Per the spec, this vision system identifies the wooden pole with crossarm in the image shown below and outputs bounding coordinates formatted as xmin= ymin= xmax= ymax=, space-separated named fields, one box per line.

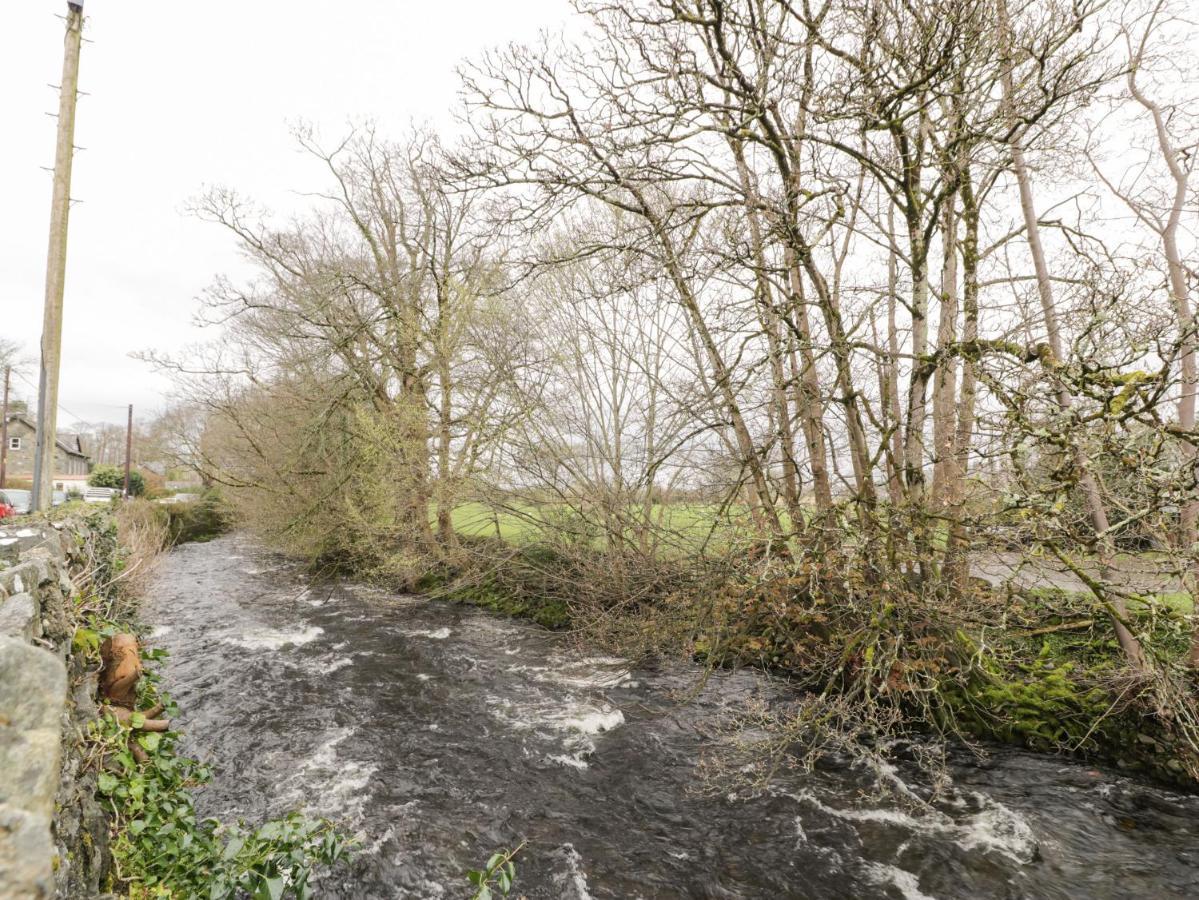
xmin=32 ymin=2 xmax=85 ymax=512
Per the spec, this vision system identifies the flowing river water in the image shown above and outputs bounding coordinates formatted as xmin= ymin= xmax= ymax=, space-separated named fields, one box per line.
xmin=143 ymin=535 xmax=1199 ymax=899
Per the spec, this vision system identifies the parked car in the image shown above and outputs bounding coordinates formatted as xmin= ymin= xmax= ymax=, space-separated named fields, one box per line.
xmin=0 ymin=489 xmax=33 ymax=516
xmin=52 ymin=491 xmax=67 ymax=506
xmin=83 ymin=487 xmax=119 ymax=503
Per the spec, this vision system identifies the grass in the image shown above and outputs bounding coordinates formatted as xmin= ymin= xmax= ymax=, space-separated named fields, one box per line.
xmin=1130 ymin=590 xmax=1193 ymax=614
xmin=1023 ymin=585 xmax=1195 ymax=615
xmin=441 ymin=499 xmax=783 ymax=556
xmin=447 ymin=501 xmax=541 ymax=543
xmin=444 ymin=501 xmax=1194 ymax=600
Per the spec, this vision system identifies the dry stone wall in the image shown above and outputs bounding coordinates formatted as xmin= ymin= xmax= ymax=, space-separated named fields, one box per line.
xmin=0 ymin=516 xmax=113 ymax=899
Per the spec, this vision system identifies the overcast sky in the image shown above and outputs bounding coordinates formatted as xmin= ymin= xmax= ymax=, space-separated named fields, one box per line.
xmin=1 ymin=0 xmax=570 ymax=426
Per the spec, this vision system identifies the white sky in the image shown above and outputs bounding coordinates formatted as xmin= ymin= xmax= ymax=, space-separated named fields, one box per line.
xmin=0 ymin=0 xmax=570 ymax=426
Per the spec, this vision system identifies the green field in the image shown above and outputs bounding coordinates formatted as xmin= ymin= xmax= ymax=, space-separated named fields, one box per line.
xmin=443 ymin=499 xmax=766 ymax=553
xmin=443 ymin=500 xmax=1197 ymax=613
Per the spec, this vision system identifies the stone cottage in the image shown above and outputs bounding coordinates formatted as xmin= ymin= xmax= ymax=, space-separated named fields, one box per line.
xmin=2 ymin=413 xmax=92 ymax=492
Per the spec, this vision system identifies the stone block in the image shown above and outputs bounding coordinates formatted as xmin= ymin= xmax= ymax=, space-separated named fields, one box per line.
xmin=0 ymin=803 xmax=56 ymax=899
xmin=0 ymin=527 xmax=55 ymax=568
xmin=0 ymin=560 xmax=45 ymax=598
xmin=0 ymin=593 xmax=40 ymax=641
xmin=0 ymin=726 xmax=60 ymax=814
xmin=0 ymin=637 xmax=66 ymax=899
xmin=0 ymin=635 xmax=66 ymax=796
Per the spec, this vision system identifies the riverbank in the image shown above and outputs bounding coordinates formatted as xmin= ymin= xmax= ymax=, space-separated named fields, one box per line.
xmin=364 ymin=532 xmax=1199 ymax=791
xmin=139 ymin=532 xmax=1199 ymax=899
xmin=0 ymin=504 xmax=350 ymax=900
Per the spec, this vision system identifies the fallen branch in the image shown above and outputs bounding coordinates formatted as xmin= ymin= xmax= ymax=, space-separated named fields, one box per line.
xmin=1019 ymin=619 xmax=1095 ymax=637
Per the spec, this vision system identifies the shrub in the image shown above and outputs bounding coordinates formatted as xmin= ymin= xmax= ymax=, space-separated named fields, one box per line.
xmin=89 ymin=464 xmax=146 ymax=497
xmin=107 ymin=499 xmax=172 ymax=599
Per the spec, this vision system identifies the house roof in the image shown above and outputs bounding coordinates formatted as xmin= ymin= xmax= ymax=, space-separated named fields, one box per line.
xmin=3 ymin=413 xmax=91 ymax=460
xmin=58 ymin=432 xmax=85 ymax=455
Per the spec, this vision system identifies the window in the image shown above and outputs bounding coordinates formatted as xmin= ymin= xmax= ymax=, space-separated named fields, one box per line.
xmin=7 ymin=437 xmax=19 ymax=451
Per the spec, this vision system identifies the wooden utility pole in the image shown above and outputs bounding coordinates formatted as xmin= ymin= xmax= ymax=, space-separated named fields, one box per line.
xmin=123 ymin=404 xmax=132 ymax=497
xmin=32 ymin=1 xmax=85 ymax=512
xmin=0 ymin=367 xmax=10 ymax=489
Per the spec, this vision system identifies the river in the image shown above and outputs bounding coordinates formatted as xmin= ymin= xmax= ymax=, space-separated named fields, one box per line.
xmin=142 ymin=534 xmax=1199 ymax=899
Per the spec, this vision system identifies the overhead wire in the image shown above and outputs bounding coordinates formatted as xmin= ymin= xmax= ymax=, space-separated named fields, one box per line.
xmin=9 ymin=368 xmax=127 ymax=426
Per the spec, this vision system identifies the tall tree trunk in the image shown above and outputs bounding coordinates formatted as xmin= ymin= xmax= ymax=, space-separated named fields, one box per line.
xmin=398 ymin=369 xmax=435 ymax=548
xmin=664 ymin=246 xmax=782 ymax=535
xmin=728 ymin=138 xmax=810 ymax=532
xmin=784 ymin=253 xmax=835 ymax=516
xmin=883 ymin=213 xmax=907 ymax=508
xmin=436 ymin=358 xmax=455 ymax=547
xmin=943 ymin=165 xmax=981 ymax=588
xmin=930 ymin=196 xmax=961 ymax=511
xmin=1126 ymin=44 xmax=1199 ymax=665
xmin=998 ymin=0 xmax=1146 ymax=670
xmin=797 ymin=256 xmax=879 ymax=518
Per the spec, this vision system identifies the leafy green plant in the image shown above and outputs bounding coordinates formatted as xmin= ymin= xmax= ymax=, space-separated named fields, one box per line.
xmin=466 ymin=842 xmax=524 ymax=900
xmin=90 ymin=673 xmax=352 ymax=898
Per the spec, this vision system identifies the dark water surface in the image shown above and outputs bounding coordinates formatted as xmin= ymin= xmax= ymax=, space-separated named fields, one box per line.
xmin=144 ymin=535 xmax=1199 ymax=899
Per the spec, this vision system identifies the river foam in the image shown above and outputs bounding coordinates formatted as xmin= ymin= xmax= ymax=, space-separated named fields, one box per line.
xmin=283 ymin=727 xmax=378 ymax=829
xmin=400 ymin=626 xmax=451 ymax=640
xmin=223 ymin=625 xmax=324 ymax=650
xmin=508 ymin=656 xmax=636 ymax=689
xmin=864 ymin=862 xmax=938 ymax=900
xmin=789 ymin=788 xmax=1037 ymax=864
xmin=317 ymin=656 xmax=353 ymax=675
xmin=551 ymin=844 xmax=595 ymax=900
xmin=486 ymin=695 xmax=625 ymax=770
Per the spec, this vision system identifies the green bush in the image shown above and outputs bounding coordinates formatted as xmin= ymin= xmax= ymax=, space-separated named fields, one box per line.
xmin=89 ymin=464 xmax=145 ymax=497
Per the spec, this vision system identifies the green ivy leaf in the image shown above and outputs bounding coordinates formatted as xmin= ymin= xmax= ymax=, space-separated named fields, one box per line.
xmin=263 ymin=874 xmax=285 ymax=900
xmin=221 ymin=835 xmax=245 ymax=860
xmin=72 ymin=626 xmax=101 ymax=655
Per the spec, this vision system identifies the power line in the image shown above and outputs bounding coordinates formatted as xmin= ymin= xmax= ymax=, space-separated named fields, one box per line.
xmin=10 ymin=369 xmax=125 ymax=427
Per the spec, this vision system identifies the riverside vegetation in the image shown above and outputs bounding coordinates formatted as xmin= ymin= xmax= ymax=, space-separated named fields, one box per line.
xmin=58 ymin=500 xmax=354 ymax=898
xmin=140 ymin=0 xmax=1199 ymax=793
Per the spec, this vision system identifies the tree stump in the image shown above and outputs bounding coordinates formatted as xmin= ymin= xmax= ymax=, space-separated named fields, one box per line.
xmin=98 ymin=633 xmax=170 ymax=763
xmin=99 ymin=634 xmax=141 ymax=708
